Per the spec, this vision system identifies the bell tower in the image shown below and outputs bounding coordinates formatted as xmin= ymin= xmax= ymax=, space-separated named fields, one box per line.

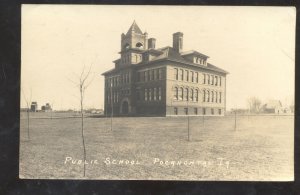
xmin=120 ymin=21 xmax=148 ymax=65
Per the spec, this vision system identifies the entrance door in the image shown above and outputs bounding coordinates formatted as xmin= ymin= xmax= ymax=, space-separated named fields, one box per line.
xmin=122 ymin=101 xmax=129 ymax=114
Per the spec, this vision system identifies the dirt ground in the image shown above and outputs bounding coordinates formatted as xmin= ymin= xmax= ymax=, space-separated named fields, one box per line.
xmin=19 ymin=114 xmax=294 ymax=181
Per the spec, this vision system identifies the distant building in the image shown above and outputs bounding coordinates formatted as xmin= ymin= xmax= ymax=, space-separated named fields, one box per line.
xmin=260 ymin=100 xmax=283 ymax=114
xmin=41 ymin=103 xmax=52 ymax=112
xmin=30 ymin=102 xmax=38 ymax=112
xmin=102 ymin=21 xmax=228 ymax=117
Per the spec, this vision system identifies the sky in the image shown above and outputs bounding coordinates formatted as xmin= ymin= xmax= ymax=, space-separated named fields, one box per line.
xmin=21 ymin=5 xmax=296 ymax=110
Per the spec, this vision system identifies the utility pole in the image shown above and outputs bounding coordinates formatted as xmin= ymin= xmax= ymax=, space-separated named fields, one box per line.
xmin=187 ymin=98 xmax=190 ymax=141
xmin=110 ymin=81 xmax=113 ymax=131
xmin=234 ymin=110 xmax=237 ymax=131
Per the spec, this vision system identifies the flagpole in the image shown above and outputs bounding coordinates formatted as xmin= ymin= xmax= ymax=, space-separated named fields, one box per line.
xmin=111 ymin=82 xmax=113 ymax=131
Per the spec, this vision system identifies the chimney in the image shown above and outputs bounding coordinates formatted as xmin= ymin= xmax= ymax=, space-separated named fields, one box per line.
xmin=148 ymin=38 xmax=156 ymax=49
xmin=173 ymin=32 xmax=183 ymax=53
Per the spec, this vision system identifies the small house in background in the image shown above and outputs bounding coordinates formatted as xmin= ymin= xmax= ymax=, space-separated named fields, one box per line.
xmin=41 ymin=103 xmax=52 ymax=112
xmin=260 ymin=100 xmax=283 ymax=114
xmin=30 ymin=102 xmax=38 ymax=112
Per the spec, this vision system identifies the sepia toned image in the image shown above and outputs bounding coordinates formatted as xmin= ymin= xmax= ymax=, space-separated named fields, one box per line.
xmin=20 ymin=5 xmax=295 ymax=180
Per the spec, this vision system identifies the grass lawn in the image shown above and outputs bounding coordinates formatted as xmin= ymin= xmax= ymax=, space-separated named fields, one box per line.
xmin=19 ymin=114 xmax=294 ymax=181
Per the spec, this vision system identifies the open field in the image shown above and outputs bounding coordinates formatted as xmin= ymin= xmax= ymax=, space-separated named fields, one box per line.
xmin=19 ymin=114 xmax=294 ymax=181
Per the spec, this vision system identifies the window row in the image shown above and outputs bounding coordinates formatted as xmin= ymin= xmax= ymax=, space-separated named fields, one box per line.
xmin=203 ymin=74 xmax=221 ymax=86
xmin=174 ymin=68 xmax=199 ymax=83
xmin=173 ymin=107 xmax=222 ymax=115
xmin=107 ymin=91 xmax=119 ymax=104
xmin=173 ymin=87 xmax=199 ymax=102
xmin=173 ymin=68 xmax=222 ymax=86
xmin=137 ymin=68 xmax=163 ymax=82
xmin=106 ymin=72 xmax=131 ymax=87
xmin=136 ymin=87 xmax=162 ymax=101
xmin=173 ymin=87 xmax=222 ymax=103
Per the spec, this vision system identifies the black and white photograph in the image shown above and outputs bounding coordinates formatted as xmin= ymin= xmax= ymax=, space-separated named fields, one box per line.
xmin=20 ymin=5 xmax=295 ymax=181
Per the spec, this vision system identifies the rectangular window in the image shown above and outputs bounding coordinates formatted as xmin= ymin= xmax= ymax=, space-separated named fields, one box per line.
xmin=149 ymin=88 xmax=152 ymax=101
xmin=191 ymin=71 xmax=194 ymax=82
xmin=184 ymin=108 xmax=188 ymax=115
xmin=154 ymin=88 xmax=157 ymax=101
xmin=158 ymin=87 xmax=162 ymax=100
xmin=145 ymin=89 xmax=148 ymax=101
xmin=194 ymin=108 xmax=198 ymax=115
xmin=195 ymin=72 xmax=198 ymax=83
xmin=219 ymin=109 xmax=222 ymax=115
xmin=220 ymin=76 xmax=222 ymax=86
xmin=207 ymin=74 xmax=210 ymax=84
xmin=215 ymin=76 xmax=218 ymax=86
xmin=144 ymin=71 xmax=147 ymax=82
xmin=203 ymin=108 xmax=206 ymax=115
xmin=216 ymin=92 xmax=218 ymax=103
xmin=158 ymin=69 xmax=162 ymax=79
xmin=185 ymin=70 xmax=189 ymax=81
xmin=136 ymin=89 xmax=140 ymax=101
xmin=180 ymin=69 xmax=184 ymax=80
xmin=147 ymin=70 xmax=151 ymax=81
xmin=174 ymin=68 xmax=178 ymax=80
xmin=211 ymin=108 xmax=214 ymax=115
xmin=152 ymin=69 xmax=155 ymax=80
xmin=203 ymin=90 xmax=206 ymax=102
xmin=174 ymin=107 xmax=178 ymax=115
xmin=211 ymin=75 xmax=214 ymax=85
xmin=219 ymin=92 xmax=222 ymax=103
xmin=149 ymin=70 xmax=153 ymax=81
xmin=154 ymin=69 xmax=157 ymax=80
xmin=203 ymin=74 xmax=206 ymax=84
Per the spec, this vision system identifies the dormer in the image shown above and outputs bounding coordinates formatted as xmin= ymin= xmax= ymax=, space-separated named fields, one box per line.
xmin=181 ymin=50 xmax=209 ymax=66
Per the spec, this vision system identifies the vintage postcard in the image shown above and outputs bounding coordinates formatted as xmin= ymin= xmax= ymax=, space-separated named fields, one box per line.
xmin=20 ymin=5 xmax=295 ymax=180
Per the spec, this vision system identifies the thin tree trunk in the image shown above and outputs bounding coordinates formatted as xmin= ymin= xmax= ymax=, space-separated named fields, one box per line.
xmin=81 ymin=91 xmax=86 ymax=177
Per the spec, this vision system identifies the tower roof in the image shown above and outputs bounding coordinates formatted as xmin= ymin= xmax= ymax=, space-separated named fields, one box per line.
xmin=126 ymin=20 xmax=143 ymax=35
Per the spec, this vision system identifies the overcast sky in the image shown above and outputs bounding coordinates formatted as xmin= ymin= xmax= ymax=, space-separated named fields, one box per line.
xmin=21 ymin=5 xmax=295 ymax=110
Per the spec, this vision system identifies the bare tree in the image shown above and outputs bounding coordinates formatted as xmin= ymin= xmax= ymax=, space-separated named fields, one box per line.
xmin=247 ymin=97 xmax=261 ymax=113
xmin=69 ymin=65 xmax=94 ymax=177
xmin=21 ymin=88 xmax=32 ymax=141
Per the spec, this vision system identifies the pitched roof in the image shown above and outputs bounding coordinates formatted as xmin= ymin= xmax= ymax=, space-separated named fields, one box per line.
xmin=181 ymin=50 xmax=209 ymax=58
xmin=126 ymin=21 xmax=143 ymax=35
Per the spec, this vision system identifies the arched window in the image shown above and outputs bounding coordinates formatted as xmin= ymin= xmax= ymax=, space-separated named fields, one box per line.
xmin=207 ymin=90 xmax=210 ymax=102
xmin=203 ymin=89 xmax=206 ymax=102
xmin=179 ymin=87 xmax=183 ymax=100
xmin=136 ymin=42 xmax=143 ymax=49
xmin=154 ymin=88 xmax=157 ymax=101
xmin=203 ymin=74 xmax=206 ymax=84
xmin=215 ymin=91 xmax=218 ymax=103
xmin=185 ymin=88 xmax=189 ymax=101
xmin=191 ymin=71 xmax=194 ymax=82
xmin=215 ymin=76 xmax=218 ymax=86
xmin=190 ymin=89 xmax=194 ymax=101
xmin=195 ymin=89 xmax=198 ymax=102
xmin=211 ymin=91 xmax=214 ymax=102
xmin=174 ymin=87 xmax=178 ymax=100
